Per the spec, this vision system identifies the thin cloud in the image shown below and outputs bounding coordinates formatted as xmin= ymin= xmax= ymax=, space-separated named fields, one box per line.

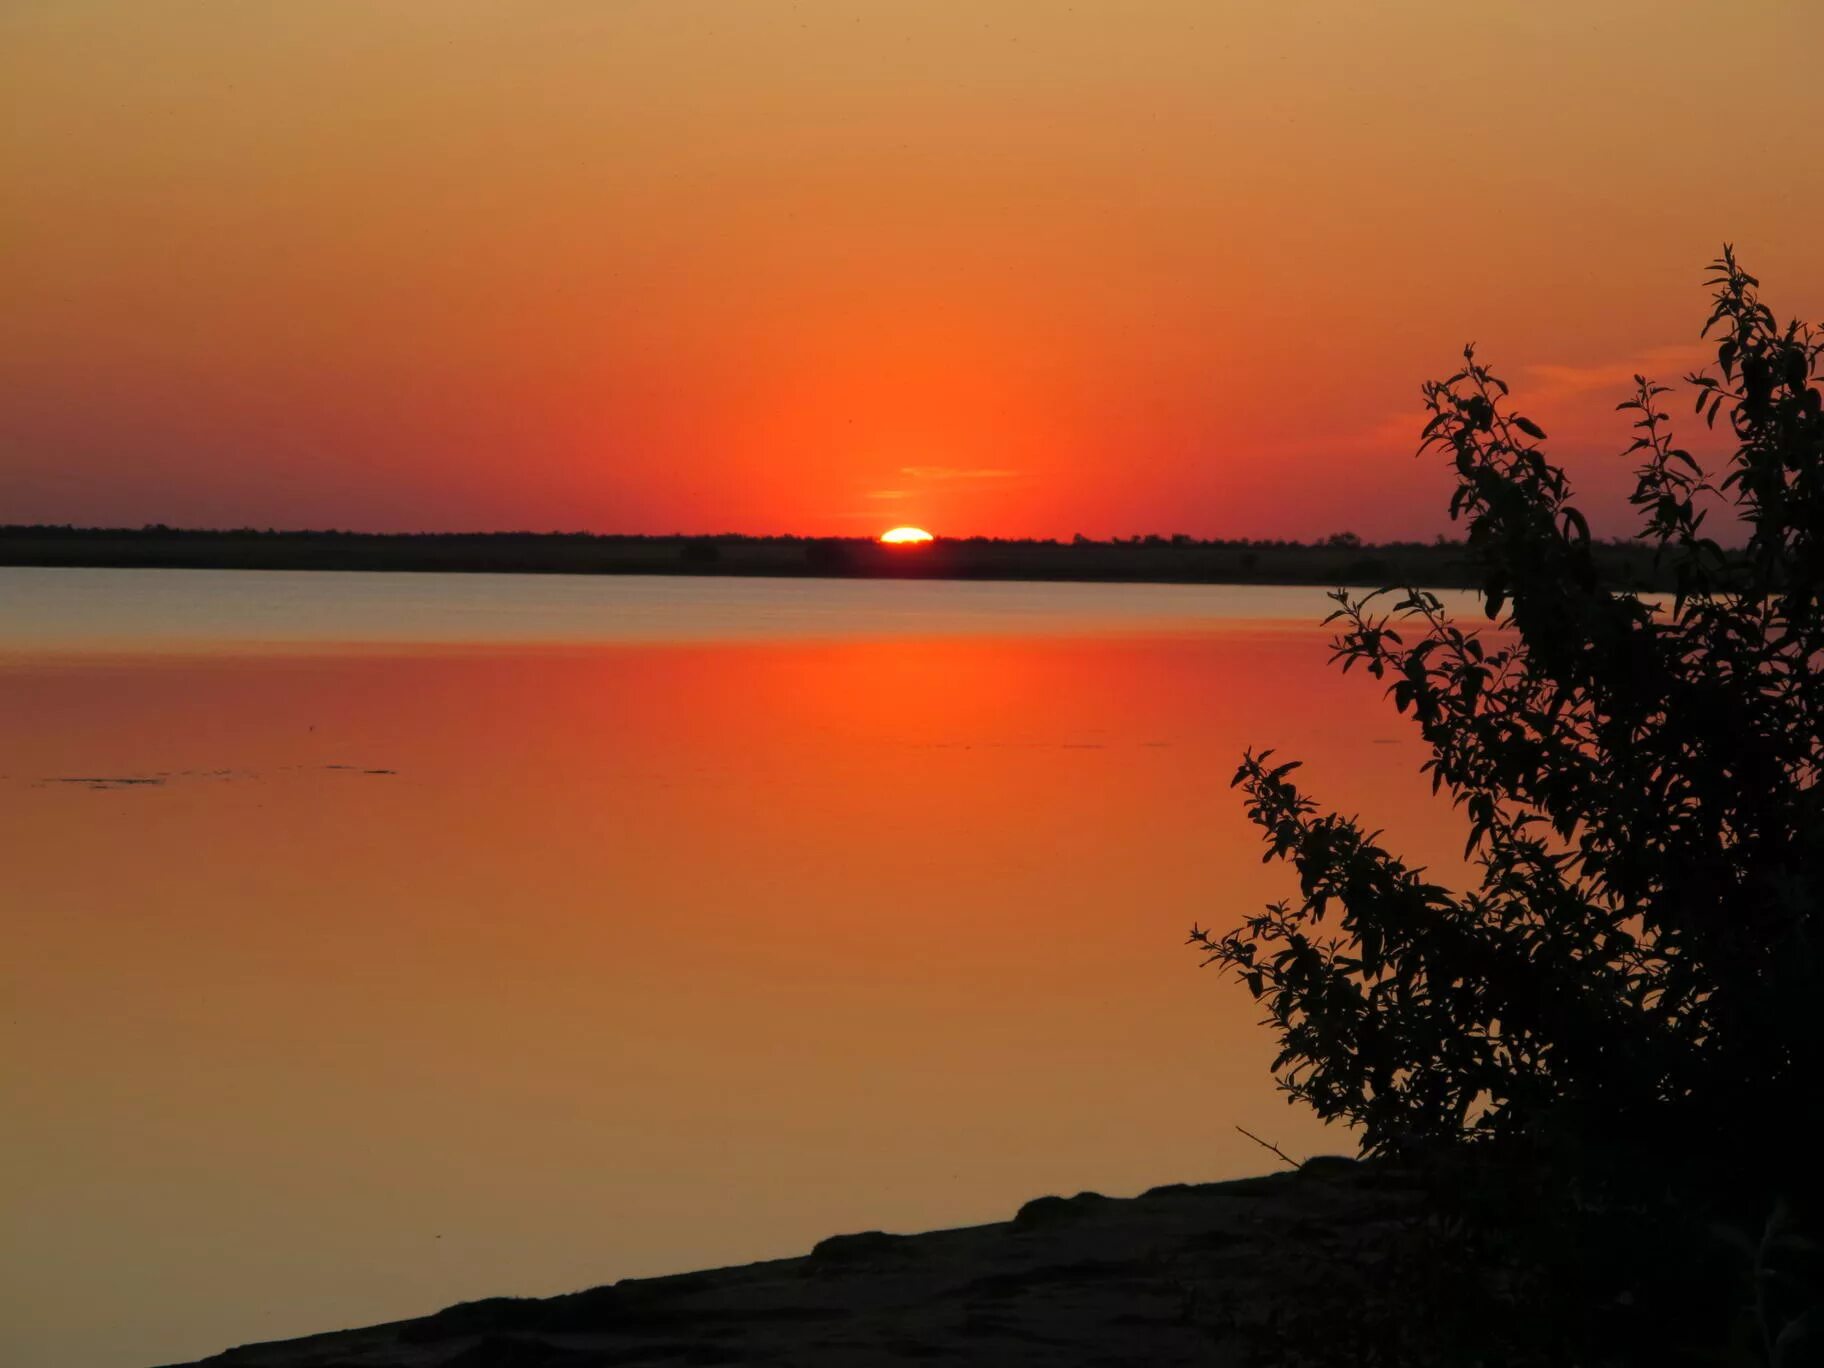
xmin=1521 ymin=344 xmax=1714 ymax=401
xmin=1351 ymin=344 xmax=1719 ymax=451
xmin=900 ymin=466 xmax=1019 ymax=481
xmin=867 ymin=489 xmax=912 ymax=500
xmin=1359 ymin=411 xmax=1425 ymax=449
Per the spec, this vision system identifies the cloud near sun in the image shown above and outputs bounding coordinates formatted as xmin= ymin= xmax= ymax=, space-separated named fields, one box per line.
xmin=866 ymin=467 xmax=1019 ymax=513
xmin=900 ymin=467 xmax=1020 ymax=481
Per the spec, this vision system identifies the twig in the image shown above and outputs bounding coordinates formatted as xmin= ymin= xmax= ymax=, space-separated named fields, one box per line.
xmin=1235 ymin=1125 xmax=1301 ymax=1171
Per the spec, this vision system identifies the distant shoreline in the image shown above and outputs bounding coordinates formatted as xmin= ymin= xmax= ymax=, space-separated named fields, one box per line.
xmin=0 ymin=526 xmax=1670 ymax=591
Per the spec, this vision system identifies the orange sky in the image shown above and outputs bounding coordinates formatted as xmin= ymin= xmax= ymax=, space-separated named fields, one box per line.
xmin=4 ymin=1 xmax=1821 ymax=539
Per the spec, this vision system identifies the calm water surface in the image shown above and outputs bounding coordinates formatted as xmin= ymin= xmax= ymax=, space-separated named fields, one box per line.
xmin=1 ymin=570 xmax=1474 ymax=1368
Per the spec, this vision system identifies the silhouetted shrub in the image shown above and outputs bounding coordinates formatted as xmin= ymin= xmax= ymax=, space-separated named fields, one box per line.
xmin=1193 ymin=249 xmax=1824 ymax=1186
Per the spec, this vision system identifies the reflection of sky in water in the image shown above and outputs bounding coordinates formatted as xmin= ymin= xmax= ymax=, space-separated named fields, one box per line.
xmin=2 ymin=573 xmax=1468 ymax=1368
xmin=0 ymin=566 xmax=1490 ymax=652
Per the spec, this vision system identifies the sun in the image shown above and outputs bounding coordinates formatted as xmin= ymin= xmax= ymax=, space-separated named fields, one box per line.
xmin=878 ymin=526 xmax=935 ymax=545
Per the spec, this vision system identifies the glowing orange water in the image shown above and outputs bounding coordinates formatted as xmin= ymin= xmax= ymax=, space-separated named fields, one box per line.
xmin=0 ymin=572 xmax=1471 ymax=1368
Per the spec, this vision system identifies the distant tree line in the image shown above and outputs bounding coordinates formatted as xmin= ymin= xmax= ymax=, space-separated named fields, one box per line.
xmin=0 ymin=522 xmax=1659 ymax=553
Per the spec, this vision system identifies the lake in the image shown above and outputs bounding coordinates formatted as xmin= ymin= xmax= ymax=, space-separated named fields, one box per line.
xmin=1 ymin=569 xmax=1473 ymax=1368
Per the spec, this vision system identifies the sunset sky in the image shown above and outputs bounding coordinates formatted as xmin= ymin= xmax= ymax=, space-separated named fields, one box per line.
xmin=4 ymin=1 xmax=1821 ymax=540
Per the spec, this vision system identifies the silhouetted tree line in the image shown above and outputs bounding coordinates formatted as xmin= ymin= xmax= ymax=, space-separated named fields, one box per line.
xmin=0 ymin=524 xmax=1653 ymax=554
xmin=0 ymin=522 xmax=1678 ymax=592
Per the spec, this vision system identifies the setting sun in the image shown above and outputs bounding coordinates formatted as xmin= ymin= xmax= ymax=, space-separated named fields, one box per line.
xmin=879 ymin=527 xmax=935 ymax=545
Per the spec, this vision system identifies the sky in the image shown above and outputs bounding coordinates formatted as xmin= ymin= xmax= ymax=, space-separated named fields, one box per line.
xmin=3 ymin=1 xmax=1821 ymax=540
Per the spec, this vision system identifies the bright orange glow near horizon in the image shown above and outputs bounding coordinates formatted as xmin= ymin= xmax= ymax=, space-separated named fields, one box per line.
xmin=879 ymin=526 xmax=935 ymax=545
xmin=3 ymin=2 xmax=1822 ymax=539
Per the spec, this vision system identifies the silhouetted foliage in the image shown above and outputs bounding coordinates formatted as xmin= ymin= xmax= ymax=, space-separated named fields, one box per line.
xmin=679 ymin=538 xmax=722 ymax=567
xmin=1193 ymin=249 xmax=1824 ymax=1186
xmin=802 ymin=538 xmax=855 ymax=573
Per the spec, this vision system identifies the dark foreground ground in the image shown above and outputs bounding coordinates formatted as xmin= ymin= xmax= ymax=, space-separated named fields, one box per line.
xmin=3 ymin=526 xmax=1672 ymax=590
xmin=154 ymin=1152 xmax=1788 ymax=1367
xmin=159 ymin=1162 xmax=1431 ymax=1368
